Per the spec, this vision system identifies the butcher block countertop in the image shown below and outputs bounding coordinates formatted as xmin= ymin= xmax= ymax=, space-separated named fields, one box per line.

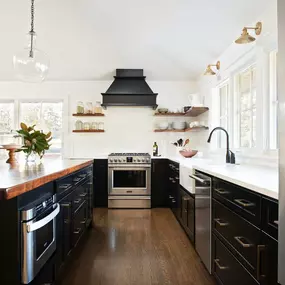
xmin=0 ymin=158 xmax=94 ymax=200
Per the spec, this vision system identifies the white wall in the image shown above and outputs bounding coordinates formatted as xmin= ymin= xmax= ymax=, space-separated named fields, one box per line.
xmin=0 ymin=80 xmax=201 ymax=158
xmin=196 ymin=0 xmax=278 ymax=165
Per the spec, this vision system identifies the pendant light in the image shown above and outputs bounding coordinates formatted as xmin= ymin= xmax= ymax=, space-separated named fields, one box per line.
xmin=13 ymin=0 xmax=49 ymax=83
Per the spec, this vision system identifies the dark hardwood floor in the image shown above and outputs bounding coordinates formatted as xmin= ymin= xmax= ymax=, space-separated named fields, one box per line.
xmin=59 ymin=208 xmax=215 ymax=285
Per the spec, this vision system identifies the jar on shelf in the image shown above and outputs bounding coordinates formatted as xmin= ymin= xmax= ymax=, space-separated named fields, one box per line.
xmin=91 ymin=122 xmax=98 ymax=130
xmin=76 ymin=101 xmax=84 ymax=114
xmin=99 ymin=122 xmax=104 ymax=130
xmin=94 ymin=101 xmax=103 ymax=114
xmin=83 ymin=122 xmax=90 ymax=130
xmin=75 ymin=120 xmax=83 ymax=130
xmin=86 ymin=102 xmax=93 ymax=114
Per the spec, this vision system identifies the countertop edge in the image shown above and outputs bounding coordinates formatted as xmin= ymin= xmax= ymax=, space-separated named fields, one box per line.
xmin=1 ymin=159 xmax=94 ymax=200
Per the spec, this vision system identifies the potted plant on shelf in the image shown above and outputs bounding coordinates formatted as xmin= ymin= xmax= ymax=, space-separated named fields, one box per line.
xmin=16 ymin=123 xmax=52 ymax=162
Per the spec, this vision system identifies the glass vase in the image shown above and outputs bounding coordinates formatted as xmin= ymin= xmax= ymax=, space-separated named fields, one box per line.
xmin=26 ymin=152 xmax=37 ymax=163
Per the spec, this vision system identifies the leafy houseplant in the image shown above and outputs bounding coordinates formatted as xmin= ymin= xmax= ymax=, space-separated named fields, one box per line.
xmin=17 ymin=123 xmax=52 ymax=161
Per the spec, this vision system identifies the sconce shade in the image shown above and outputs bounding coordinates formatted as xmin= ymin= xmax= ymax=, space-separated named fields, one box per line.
xmin=235 ymin=28 xmax=256 ymax=44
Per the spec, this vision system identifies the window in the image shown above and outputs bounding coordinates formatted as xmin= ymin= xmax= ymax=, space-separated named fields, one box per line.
xmin=0 ymin=102 xmax=14 ymax=133
xmin=0 ymin=100 xmax=63 ymax=154
xmin=234 ymin=65 xmax=257 ymax=148
xmin=218 ymin=82 xmax=229 ymax=148
xmin=269 ymin=50 xmax=278 ymax=150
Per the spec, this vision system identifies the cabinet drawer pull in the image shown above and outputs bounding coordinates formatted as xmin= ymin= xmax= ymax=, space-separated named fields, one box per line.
xmin=214 ymin=218 xmax=229 ymax=227
xmin=79 ymin=193 xmax=87 ymax=197
xmin=74 ymin=199 xmax=82 ymax=204
xmin=234 ymin=236 xmax=253 ymax=248
xmin=234 ymin=199 xmax=254 ymax=207
xmin=257 ymin=245 xmax=266 ymax=281
xmin=74 ymin=228 xmax=81 ymax=234
xmin=169 ymin=195 xmax=174 ymax=199
xmin=183 ymin=197 xmax=191 ymax=201
xmin=274 ymin=220 xmax=279 ymax=226
xmin=175 ymin=177 xmax=179 ymax=180
xmin=184 ymin=209 xmax=187 ymax=213
xmin=214 ymin=188 xmax=229 ymax=195
xmin=172 ymin=199 xmax=176 ymax=203
xmin=214 ymin=259 xmax=228 ymax=270
xmin=61 ymin=203 xmax=71 ymax=207
xmin=80 ymin=220 xmax=86 ymax=224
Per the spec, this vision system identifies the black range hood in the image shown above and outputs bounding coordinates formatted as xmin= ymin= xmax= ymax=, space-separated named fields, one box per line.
xmin=101 ymin=69 xmax=158 ymax=109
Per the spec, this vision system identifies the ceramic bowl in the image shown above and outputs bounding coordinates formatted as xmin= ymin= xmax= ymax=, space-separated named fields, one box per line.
xmin=179 ymin=150 xmax=198 ymax=158
xmin=158 ymin=108 xmax=168 ymax=113
xmin=158 ymin=122 xmax=169 ymax=130
xmin=172 ymin=122 xmax=186 ymax=130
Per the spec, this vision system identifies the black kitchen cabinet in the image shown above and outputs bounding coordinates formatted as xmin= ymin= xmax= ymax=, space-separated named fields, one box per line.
xmin=168 ymin=161 xmax=180 ymax=217
xmin=151 ymin=159 xmax=168 ymax=207
xmin=212 ymin=177 xmax=278 ymax=285
xmin=180 ymin=186 xmax=195 ymax=243
xmin=93 ymin=159 xmax=108 ymax=207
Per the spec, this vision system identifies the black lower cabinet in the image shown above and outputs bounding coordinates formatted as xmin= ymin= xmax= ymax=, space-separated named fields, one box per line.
xmin=212 ymin=234 xmax=258 ymax=285
xmin=151 ymin=159 xmax=168 ymax=207
xmin=260 ymin=232 xmax=278 ymax=285
xmin=93 ymin=159 xmax=108 ymax=207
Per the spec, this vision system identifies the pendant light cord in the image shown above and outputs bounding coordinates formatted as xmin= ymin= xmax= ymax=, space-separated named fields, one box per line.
xmin=29 ymin=0 xmax=35 ymax=58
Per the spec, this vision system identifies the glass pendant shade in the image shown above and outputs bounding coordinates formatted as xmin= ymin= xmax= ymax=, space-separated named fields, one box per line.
xmin=13 ymin=33 xmax=49 ymax=83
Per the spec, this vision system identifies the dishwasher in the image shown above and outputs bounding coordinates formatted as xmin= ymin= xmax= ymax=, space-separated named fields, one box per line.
xmin=190 ymin=170 xmax=212 ymax=273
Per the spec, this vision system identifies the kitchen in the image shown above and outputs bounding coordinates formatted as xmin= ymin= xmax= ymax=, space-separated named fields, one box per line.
xmin=0 ymin=0 xmax=283 ymax=284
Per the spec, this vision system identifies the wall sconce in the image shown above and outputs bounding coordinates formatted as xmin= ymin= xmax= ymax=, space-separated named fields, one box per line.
xmin=204 ymin=61 xmax=220 ymax=76
xmin=235 ymin=22 xmax=262 ymax=44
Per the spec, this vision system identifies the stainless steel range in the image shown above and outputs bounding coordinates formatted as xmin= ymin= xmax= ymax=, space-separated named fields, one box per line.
xmin=108 ymin=153 xmax=151 ymax=209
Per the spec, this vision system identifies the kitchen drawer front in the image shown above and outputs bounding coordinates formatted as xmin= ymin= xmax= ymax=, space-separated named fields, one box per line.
xmin=56 ymin=174 xmax=74 ymax=201
xmin=261 ymin=197 xmax=278 ymax=240
xmin=213 ymin=178 xmax=261 ymax=226
xmin=213 ymin=199 xmax=260 ymax=276
xmin=72 ymin=201 xmax=87 ymax=247
xmin=72 ymin=184 xmax=88 ymax=212
xmin=212 ymin=234 xmax=258 ymax=285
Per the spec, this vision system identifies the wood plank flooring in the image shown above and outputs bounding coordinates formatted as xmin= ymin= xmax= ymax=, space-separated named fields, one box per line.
xmin=59 ymin=208 xmax=215 ymax=285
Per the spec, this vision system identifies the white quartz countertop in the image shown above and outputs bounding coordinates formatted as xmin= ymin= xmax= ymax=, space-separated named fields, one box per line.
xmin=158 ymin=156 xmax=278 ymax=200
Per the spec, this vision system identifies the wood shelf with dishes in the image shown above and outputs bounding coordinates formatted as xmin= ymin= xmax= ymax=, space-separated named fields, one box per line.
xmin=154 ymin=107 xmax=209 ymax=117
xmin=72 ymin=130 xmax=105 ymax=133
xmin=154 ymin=126 xmax=209 ymax=133
xmin=72 ymin=113 xmax=105 ymax=117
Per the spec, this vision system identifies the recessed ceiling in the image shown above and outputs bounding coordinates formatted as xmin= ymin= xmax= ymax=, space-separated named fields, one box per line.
xmin=0 ymin=0 xmax=270 ymax=81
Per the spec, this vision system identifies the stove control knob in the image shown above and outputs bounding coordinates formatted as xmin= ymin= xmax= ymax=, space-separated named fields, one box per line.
xmin=141 ymin=159 xmax=145 ymax=162
xmin=110 ymin=159 xmax=113 ymax=163
xmin=133 ymin=159 xmax=136 ymax=162
xmin=114 ymin=159 xmax=117 ymax=162
xmin=137 ymin=159 xmax=141 ymax=162
xmin=118 ymin=159 xmax=122 ymax=162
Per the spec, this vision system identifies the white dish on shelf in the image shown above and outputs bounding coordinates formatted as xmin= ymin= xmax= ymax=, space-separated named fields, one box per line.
xmin=158 ymin=122 xmax=169 ymax=130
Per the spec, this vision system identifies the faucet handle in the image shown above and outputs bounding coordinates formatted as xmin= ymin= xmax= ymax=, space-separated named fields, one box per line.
xmin=229 ymin=151 xmax=235 ymax=164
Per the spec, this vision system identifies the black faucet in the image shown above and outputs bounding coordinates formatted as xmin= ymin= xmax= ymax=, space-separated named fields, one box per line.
xmin=207 ymin=127 xmax=235 ymax=164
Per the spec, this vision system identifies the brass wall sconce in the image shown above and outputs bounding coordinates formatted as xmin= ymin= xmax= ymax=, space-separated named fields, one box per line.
xmin=235 ymin=22 xmax=262 ymax=44
xmin=204 ymin=61 xmax=220 ymax=75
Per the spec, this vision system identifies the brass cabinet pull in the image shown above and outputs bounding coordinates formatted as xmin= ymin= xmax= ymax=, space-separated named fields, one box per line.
xmin=214 ymin=259 xmax=228 ymax=270
xmin=214 ymin=188 xmax=229 ymax=195
xmin=234 ymin=199 xmax=254 ymax=207
xmin=74 ymin=228 xmax=81 ymax=234
xmin=234 ymin=236 xmax=253 ymax=248
xmin=214 ymin=218 xmax=229 ymax=227
xmin=257 ymin=245 xmax=266 ymax=281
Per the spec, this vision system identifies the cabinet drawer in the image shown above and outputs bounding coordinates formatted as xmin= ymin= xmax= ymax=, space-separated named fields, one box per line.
xmin=72 ymin=201 xmax=87 ymax=247
xmin=213 ymin=199 xmax=260 ymax=276
xmin=261 ymin=198 xmax=278 ymax=240
xmin=213 ymin=178 xmax=261 ymax=226
xmin=212 ymin=234 xmax=258 ymax=285
xmin=73 ymin=184 xmax=87 ymax=212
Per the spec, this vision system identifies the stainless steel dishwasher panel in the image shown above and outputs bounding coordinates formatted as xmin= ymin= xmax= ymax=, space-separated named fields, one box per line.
xmin=190 ymin=172 xmax=212 ymax=273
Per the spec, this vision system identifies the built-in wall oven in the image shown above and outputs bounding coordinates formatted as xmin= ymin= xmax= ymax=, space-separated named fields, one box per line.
xmin=108 ymin=153 xmax=151 ymax=208
xmin=21 ymin=194 xmax=60 ymax=284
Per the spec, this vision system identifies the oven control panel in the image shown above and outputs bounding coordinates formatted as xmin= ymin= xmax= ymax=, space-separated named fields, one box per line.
xmin=108 ymin=153 xmax=151 ymax=164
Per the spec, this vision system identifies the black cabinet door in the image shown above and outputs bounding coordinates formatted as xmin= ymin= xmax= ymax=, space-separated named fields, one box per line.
xmin=151 ymin=159 xmax=168 ymax=207
xmin=93 ymin=159 xmax=108 ymax=207
xmin=259 ymin=233 xmax=278 ymax=285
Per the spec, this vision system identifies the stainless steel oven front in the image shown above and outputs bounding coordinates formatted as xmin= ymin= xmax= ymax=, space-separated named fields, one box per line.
xmin=108 ymin=164 xmax=151 ymax=196
xmin=21 ymin=195 xmax=60 ymax=284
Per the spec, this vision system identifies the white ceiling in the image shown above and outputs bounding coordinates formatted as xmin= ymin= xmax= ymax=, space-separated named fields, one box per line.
xmin=0 ymin=0 xmax=270 ymax=81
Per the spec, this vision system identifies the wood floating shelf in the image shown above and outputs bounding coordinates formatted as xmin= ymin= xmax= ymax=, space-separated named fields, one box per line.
xmin=154 ymin=126 xmax=209 ymax=133
xmin=72 ymin=130 xmax=105 ymax=133
xmin=72 ymin=113 xmax=105 ymax=117
xmin=154 ymin=107 xmax=209 ymax=117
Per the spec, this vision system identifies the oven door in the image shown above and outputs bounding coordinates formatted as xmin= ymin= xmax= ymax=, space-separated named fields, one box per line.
xmin=108 ymin=165 xmax=151 ymax=195
xmin=21 ymin=203 xmax=60 ymax=284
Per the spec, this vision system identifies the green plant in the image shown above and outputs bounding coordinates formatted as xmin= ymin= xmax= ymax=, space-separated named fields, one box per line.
xmin=16 ymin=123 xmax=52 ymax=158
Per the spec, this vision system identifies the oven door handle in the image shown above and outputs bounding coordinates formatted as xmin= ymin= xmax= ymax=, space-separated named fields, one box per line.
xmin=26 ymin=203 xmax=60 ymax=233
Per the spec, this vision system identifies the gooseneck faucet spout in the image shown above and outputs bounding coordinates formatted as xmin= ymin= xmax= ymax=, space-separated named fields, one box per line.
xmin=207 ymin=127 xmax=235 ymax=164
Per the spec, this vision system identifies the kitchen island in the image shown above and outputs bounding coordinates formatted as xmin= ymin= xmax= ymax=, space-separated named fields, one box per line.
xmin=0 ymin=158 xmax=94 ymax=285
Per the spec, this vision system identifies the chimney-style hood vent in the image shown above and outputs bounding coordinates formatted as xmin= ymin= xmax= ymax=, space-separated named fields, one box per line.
xmin=101 ymin=69 xmax=158 ymax=109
